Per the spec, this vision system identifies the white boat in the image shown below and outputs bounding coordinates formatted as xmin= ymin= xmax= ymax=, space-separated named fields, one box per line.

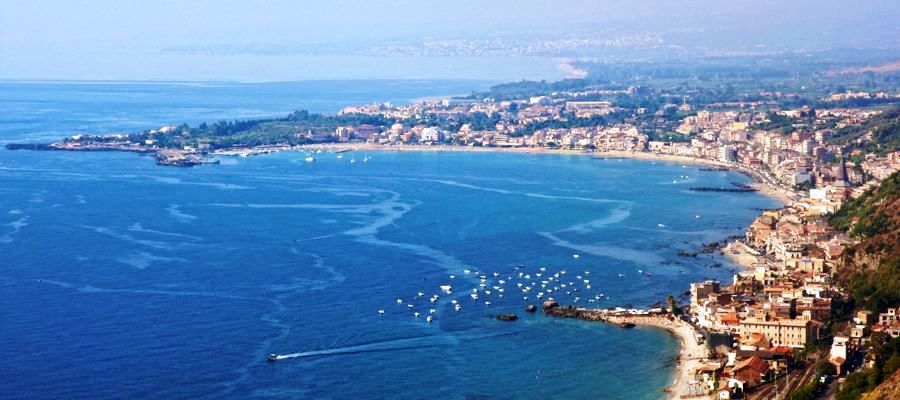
xmin=378 ymin=310 xmax=385 ymax=315
xmin=439 ymin=285 xmax=452 ymax=293
xmin=337 ymin=154 xmax=343 ymax=159
xmin=305 ymin=156 xmax=315 ymax=162
xmin=426 ymin=315 xmax=433 ymax=323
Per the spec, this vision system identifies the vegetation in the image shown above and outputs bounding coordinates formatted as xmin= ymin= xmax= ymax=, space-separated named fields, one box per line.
xmin=666 ymin=295 xmax=682 ymax=316
xmin=829 ymin=172 xmax=900 ymax=315
xmin=786 ymin=378 xmax=824 ymax=400
xmin=830 ymin=107 xmax=900 ymax=155
xmin=836 ymin=334 xmax=900 ymax=400
xmin=829 ymin=171 xmax=899 ymax=237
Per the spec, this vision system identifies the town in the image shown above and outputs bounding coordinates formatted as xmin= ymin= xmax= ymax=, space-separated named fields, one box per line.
xmin=8 ymin=78 xmax=900 ymax=400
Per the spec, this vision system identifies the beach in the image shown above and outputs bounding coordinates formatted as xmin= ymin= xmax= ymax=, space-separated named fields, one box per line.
xmin=603 ymin=315 xmax=710 ymax=399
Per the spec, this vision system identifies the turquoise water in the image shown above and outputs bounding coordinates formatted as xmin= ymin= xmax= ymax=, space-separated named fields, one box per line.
xmin=0 ymin=81 xmax=780 ymax=399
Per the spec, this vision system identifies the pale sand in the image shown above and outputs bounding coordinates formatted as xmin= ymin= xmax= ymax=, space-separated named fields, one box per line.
xmin=722 ymin=240 xmax=762 ymax=271
xmin=604 ymin=315 xmax=711 ymax=399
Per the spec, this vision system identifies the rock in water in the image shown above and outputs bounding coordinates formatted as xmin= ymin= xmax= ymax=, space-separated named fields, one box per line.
xmin=542 ymin=300 xmax=559 ymax=311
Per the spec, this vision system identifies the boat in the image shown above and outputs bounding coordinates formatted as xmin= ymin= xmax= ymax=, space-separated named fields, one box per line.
xmin=267 ymin=354 xmax=279 ymax=362
xmin=350 ymin=157 xmax=356 ymax=164
xmin=337 ymin=154 xmax=343 ymax=159
xmin=439 ymin=285 xmax=452 ymax=293
xmin=305 ymin=156 xmax=315 ymax=162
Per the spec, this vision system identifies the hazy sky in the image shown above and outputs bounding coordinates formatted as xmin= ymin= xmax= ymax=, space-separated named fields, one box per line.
xmin=2 ymin=0 xmax=898 ymax=81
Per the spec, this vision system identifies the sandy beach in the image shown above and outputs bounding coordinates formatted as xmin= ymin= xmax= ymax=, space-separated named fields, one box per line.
xmin=603 ymin=315 xmax=711 ymax=399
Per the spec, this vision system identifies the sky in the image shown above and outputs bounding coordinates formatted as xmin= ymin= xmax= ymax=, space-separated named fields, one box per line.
xmin=1 ymin=0 xmax=898 ymax=81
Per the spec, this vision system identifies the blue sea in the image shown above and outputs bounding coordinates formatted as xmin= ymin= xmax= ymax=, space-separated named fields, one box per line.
xmin=0 ymin=80 xmax=780 ymax=399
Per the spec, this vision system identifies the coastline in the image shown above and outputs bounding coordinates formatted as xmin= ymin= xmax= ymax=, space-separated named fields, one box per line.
xmin=18 ymin=140 xmax=793 ymax=398
xmin=306 ymin=142 xmax=792 ymax=400
xmin=298 ymin=143 xmax=799 ymax=205
xmin=603 ymin=315 xmax=709 ymax=399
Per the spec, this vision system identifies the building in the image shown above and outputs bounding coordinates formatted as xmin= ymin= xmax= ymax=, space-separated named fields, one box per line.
xmin=829 ymin=335 xmax=849 ymax=374
xmin=420 ymin=127 xmax=444 ymax=142
xmin=719 ymin=146 xmax=736 ymax=163
xmin=738 ymin=310 xmax=820 ymax=348
xmin=691 ymin=281 xmax=721 ymax=309
xmin=730 ymin=355 xmax=770 ymax=386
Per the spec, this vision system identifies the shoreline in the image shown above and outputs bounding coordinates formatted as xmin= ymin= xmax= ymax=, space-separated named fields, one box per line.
xmin=543 ymin=306 xmax=710 ymax=400
xmin=297 ymin=143 xmax=799 ymax=205
xmin=17 ymin=140 xmax=794 ymax=398
xmin=603 ymin=315 xmax=709 ymax=399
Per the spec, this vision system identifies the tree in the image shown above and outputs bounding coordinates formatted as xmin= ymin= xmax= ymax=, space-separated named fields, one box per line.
xmin=667 ymin=295 xmax=682 ymax=316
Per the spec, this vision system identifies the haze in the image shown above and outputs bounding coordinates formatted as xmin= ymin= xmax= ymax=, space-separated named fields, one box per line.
xmin=2 ymin=0 xmax=898 ymax=81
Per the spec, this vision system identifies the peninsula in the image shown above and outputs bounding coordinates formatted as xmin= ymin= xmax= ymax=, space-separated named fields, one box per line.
xmin=7 ymin=64 xmax=900 ymax=400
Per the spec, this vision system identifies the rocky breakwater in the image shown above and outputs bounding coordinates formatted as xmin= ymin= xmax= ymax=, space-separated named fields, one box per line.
xmin=154 ymin=149 xmax=217 ymax=167
xmin=542 ymin=301 xmax=647 ymax=328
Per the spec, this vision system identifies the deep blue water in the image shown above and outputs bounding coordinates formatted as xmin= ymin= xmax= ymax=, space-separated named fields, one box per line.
xmin=0 ymin=81 xmax=780 ymax=399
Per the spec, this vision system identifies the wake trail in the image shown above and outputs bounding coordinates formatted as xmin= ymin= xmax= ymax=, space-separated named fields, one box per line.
xmin=271 ymin=331 xmax=516 ymax=361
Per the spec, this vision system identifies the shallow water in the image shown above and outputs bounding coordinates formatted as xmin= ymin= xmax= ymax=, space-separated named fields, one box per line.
xmin=0 ymin=81 xmax=780 ymax=399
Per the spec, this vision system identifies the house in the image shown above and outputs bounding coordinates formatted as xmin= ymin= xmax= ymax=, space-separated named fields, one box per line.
xmin=830 ymin=335 xmax=849 ymax=375
xmin=731 ymin=355 xmax=770 ymax=386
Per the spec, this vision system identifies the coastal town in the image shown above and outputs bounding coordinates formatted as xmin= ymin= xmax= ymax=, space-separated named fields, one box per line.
xmin=7 ymin=82 xmax=900 ymax=400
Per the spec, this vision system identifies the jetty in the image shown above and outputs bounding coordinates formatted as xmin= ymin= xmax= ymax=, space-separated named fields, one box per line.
xmin=689 ymin=187 xmax=757 ymax=193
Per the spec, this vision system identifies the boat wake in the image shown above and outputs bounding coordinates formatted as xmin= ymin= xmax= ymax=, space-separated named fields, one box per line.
xmin=270 ymin=331 xmax=516 ymax=361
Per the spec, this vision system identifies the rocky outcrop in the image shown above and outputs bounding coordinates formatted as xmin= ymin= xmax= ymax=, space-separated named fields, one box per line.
xmin=542 ymin=300 xmax=559 ymax=311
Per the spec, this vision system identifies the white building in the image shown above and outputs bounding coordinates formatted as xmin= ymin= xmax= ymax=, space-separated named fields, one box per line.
xmin=420 ymin=127 xmax=444 ymax=142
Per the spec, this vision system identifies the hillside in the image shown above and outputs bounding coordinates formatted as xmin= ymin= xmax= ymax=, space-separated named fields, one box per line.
xmin=830 ymin=171 xmax=900 ymax=314
xmin=861 ymin=369 xmax=900 ymax=400
xmin=830 ymin=107 xmax=900 ymax=155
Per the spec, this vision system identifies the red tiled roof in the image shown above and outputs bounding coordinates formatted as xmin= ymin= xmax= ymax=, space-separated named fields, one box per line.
xmin=732 ymin=355 xmax=769 ymax=375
